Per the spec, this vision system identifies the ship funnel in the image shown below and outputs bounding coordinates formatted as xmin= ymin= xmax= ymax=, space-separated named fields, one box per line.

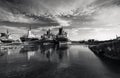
xmin=58 ymin=27 xmax=63 ymax=35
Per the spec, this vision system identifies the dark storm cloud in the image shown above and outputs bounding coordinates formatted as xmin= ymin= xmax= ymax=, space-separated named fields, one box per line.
xmin=0 ymin=0 xmax=75 ymax=15
xmin=0 ymin=0 xmax=119 ymax=26
xmin=91 ymin=0 xmax=120 ymax=8
xmin=0 ymin=0 xmax=96 ymax=27
xmin=0 ymin=0 xmax=64 ymax=26
xmin=0 ymin=0 xmax=94 ymax=15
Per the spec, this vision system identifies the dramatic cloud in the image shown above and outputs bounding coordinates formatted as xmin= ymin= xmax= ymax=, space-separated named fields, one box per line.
xmin=0 ymin=0 xmax=120 ymax=40
xmin=0 ymin=0 xmax=95 ymax=24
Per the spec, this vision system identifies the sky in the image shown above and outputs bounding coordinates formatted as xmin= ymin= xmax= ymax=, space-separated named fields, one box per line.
xmin=0 ymin=0 xmax=120 ymax=40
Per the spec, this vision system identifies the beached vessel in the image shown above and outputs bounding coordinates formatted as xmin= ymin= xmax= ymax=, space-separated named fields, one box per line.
xmin=0 ymin=30 xmax=14 ymax=43
xmin=40 ymin=29 xmax=55 ymax=45
xmin=20 ymin=27 xmax=39 ymax=43
xmin=55 ymin=27 xmax=71 ymax=45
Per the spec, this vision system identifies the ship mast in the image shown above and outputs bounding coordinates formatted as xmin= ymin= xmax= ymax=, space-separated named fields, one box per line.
xmin=27 ymin=26 xmax=35 ymax=38
xmin=6 ymin=29 xmax=9 ymax=39
xmin=27 ymin=26 xmax=31 ymax=38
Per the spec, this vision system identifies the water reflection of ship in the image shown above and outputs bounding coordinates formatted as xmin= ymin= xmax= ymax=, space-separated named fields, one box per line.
xmin=0 ymin=46 xmax=23 ymax=55
xmin=56 ymin=46 xmax=69 ymax=61
xmin=40 ymin=44 xmax=70 ymax=62
xmin=19 ymin=44 xmax=70 ymax=62
xmin=20 ymin=26 xmax=39 ymax=44
xmin=0 ymin=29 xmax=14 ymax=43
xmin=0 ymin=46 xmax=25 ymax=63
xmin=20 ymin=45 xmax=39 ymax=53
xmin=0 ymin=44 xmax=70 ymax=64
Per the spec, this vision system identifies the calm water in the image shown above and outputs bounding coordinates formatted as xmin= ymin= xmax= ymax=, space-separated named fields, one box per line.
xmin=0 ymin=44 xmax=120 ymax=78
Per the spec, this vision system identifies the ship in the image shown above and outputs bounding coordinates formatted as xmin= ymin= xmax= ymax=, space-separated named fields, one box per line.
xmin=40 ymin=29 xmax=55 ymax=45
xmin=55 ymin=27 xmax=71 ymax=45
xmin=0 ymin=30 xmax=14 ymax=43
xmin=20 ymin=27 xmax=39 ymax=43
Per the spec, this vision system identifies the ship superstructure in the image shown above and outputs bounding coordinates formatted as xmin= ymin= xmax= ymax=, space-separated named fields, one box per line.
xmin=55 ymin=27 xmax=69 ymax=44
xmin=20 ymin=27 xmax=39 ymax=43
xmin=0 ymin=30 xmax=14 ymax=43
xmin=40 ymin=29 xmax=55 ymax=44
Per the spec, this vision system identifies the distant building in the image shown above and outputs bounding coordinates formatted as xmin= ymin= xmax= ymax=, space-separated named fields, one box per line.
xmin=88 ymin=39 xmax=95 ymax=43
xmin=116 ymin=35 xmax=120 ymax=40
